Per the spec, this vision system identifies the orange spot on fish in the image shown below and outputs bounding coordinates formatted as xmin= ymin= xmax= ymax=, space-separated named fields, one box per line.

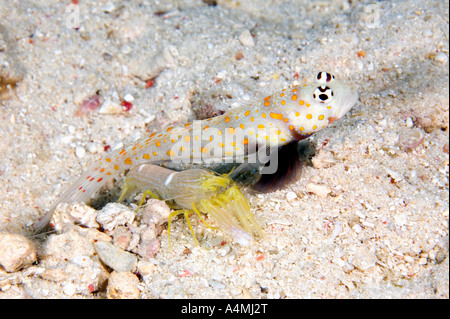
xmin=270 ymin=112 xmax=283 ymax=120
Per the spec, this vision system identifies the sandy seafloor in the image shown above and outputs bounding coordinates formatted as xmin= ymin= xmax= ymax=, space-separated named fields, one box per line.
xmin=0 ymin=0 xmax=448 ymax=298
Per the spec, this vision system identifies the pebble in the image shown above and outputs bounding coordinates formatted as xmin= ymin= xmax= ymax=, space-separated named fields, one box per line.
xmin=62 ymin=283 xmax=77 ymax=296
xmin=123 ymin=93 xmax=134 ymax=102
xmin=422 ymin=29 xmax=433 ymax=37
xmin=96 ymin=203 xmax=135 ymax=231
xmin=44 ymin=228 xmax=96 ymax=262
xmin=40 ymin=268 xmax=67 ymax=282
xmin=405 ymin=117 xmax=414 ymax=128
xmin=94 ymin=240 xmax=137 ymax=272
xmin=120 ymin=44 xmax=133 ymax=55
xmin=67 ymin=125 xmax=76 ymax=134
xmin=311 ymin=150 xmax=337 ymax=169
xmin=285 ymin=191 xmax=297 ymax=201
xmin=102 ymin=3 xmax=116 ymax=13
xmin=106 ymin=271 xmax=140 ymax=299
xmin=75 ymin=145 xmax=86 ymax=159
xmin=129 ymin=45 xmax=178 ymax=80
xmin=238 ymin=29 xmax=255 ymax=47
xmin=86 ymin=142 xmax=99 ymax=154
xmin=394 ymin=213 xmax=408 ymax=226
xmin=112 ymin=226 xmax=133 ymax=250
xmin=397 ymin=128 xmax=424 ymax=151
xmin=52 ymin=202 xmax=99 ymax=232
xmin=217 ymin=245 xmax=231 ymax=257
xmin=352 ymin=224 xmax=363 ymax=233
xmin=208 ymin=279 xmax=226 ymax=289
xmin=98 ymin=98 xmax=123 ymax=114
xmin=137 ymin=238 xmax=161 ymax=260
xmin=306 ymin=183 xmax=331 ymax=198
xmin=137 ymin=260 xmax=156 ymax=276
xmin=352 ymin=246 xmax=378 ymax=271
xmin=141 ymin=199 xmax=171 ymax=225
xmin=0 ymin=233 xmax=37 ymax=272
xmin=434 ymin=52 xmax=448 ymax=64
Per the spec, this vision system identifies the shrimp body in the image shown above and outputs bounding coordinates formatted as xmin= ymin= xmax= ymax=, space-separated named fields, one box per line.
xmin=34 ymin=72 xmax=358 ymax=231
xmin=120 ymin=164 xmax=260 ymax=246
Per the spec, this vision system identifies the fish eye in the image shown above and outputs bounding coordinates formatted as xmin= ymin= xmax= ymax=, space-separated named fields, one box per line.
xmin=313 ymin=86 xmax=334 ymax=103
xmin=316 ymin=72 xmax=335 ymax=84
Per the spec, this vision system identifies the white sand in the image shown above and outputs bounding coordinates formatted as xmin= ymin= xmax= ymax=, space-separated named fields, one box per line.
xmin=0 ymin=0 xmax=448 ymax=298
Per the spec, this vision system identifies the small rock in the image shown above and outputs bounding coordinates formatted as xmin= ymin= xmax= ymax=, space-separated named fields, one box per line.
xmin=397 ymin=128 xmax=424 ymax=151
xmin=102 ymin=2 xmax=116 ymax=13
xmin=285 ymin=191 xmax=297 ymax=201
xmin=235 ymin=51 xmax=244 ymax=60
xmin=96 ymin=203 xmax=135 ymax=231
xmin=44 ymin=228 xmax=96 ymax=262
xmin=405 ymin=117 xmax=414 ymax=128
xmin=434 ymin=52 xmax=448 ymax=64
xmin=217 ymin=245 xmax=231 ymax=257
xmin=75 ymin=145 xmax=86 ymax=159
xmin=128 ymin=45 xmax=178 ymax=81
xmin=352 ymin=246 xmax=378 ymax=271
xmin=306 ymin=183 xmax=331 ymax=198
xmin=62 ymin=283 xmax=77 ymax=296
xmin=137 ymin=238 xmax=160 ymax=260
xmin=0 ymin=233 xmax=37 ymax=272
xmin=394 ymin=213 xmax=407 ymax=227
xmin=40 ymin=268 xmax=68 ymax=282
xmin=107 ymin=271 xmax=140 ymax=299
xmin=112 ymin=226 xmax=133 ymax=250
xmin=139 ymin=223 xmax=162 ymax=242
xmin=137 ymin=260 xmax=155 ymax=276
xmin=141 ymin=199 xmax=171 ymax=225
xmin=98 ymin=98 xmax=123 ymax=114
xmin=94 ymin=240 xmax=137 ymax=272
xmin=120 ymin=44 xmax=133 ymax=55
xmin=435 ymin=249 xmax=447 ymax=264
xmin=238 ymin=29 xmax=255 ymax=47
xmin=123 ymin=93 xmax=134 ymax=102
xmin=208 ymin=279 xmax=226 ymax=289
xmin=312 ymin=150 xmax=337 ymax=169
xmin=52 ymin=202 xmax=99 ymax=232
xmin=74 ymin=94 xmax=102 ymax=116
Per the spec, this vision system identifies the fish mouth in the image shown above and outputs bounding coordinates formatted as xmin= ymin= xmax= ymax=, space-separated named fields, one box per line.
xmin=336 ymin=90 xmax=359 ymax=120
